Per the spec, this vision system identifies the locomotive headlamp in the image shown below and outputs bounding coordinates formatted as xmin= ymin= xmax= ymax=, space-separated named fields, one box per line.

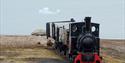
xmin=72 ymin=25 xmax=77 ymax=32
xmin=92 ymin=26 xmax=96 ymax=32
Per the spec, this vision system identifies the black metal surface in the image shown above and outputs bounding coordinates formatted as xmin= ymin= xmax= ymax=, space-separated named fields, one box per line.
xmin=46 ymin=23 xmax=50 ymax=39
xmin=52 ymin=23 xmax=56 ymax=39
xmin=82 ymin=54 xmax=94 ymax=62
xmin=69 ymin=21 xmax=100 ymax=54
xmin=84 ymin=17 xmax=91 ymax=32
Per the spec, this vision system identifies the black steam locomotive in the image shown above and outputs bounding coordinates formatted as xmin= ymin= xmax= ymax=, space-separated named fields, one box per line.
xmin=46 ymin=17 xmax=102 ymax=63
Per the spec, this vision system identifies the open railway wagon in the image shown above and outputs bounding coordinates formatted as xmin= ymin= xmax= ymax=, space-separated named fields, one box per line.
xmin=46 ymin=17 xmax=102 ymax=63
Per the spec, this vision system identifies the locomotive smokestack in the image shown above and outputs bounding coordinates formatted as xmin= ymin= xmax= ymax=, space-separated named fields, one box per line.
xmin=84 ymin=17 xmax=91 ymax=32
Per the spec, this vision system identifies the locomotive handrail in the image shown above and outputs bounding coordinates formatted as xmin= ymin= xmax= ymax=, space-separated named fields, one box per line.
xmin=47 ymin=18 xmax=75 ymax=23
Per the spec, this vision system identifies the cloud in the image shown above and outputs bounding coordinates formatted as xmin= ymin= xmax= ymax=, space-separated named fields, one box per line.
xmin=39 ymin=7 xmax=60 ymax=15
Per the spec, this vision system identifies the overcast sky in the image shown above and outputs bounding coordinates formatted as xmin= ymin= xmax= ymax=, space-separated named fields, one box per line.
xmin=0 ymin=0 xmax=125 ymax=39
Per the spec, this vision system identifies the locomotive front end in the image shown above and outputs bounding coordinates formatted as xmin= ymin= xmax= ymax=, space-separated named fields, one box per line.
xmin=68 ymin=17 xmax=102 ymax=63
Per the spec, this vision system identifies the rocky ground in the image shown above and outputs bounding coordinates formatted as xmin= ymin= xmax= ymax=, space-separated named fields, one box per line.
xmin=0 ymin=35 xmax=68 ymax=63
xmin=0 ymin=35 xmax=125 ymax=63
xmin=100 ymin=39 xmax=125 ymax=63
xmin=0 ymin=48 xmax=67 ymax=63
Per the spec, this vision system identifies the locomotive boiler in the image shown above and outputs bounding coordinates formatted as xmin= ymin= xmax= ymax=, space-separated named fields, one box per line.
xmin=46 ymin=17 xmax=102 ymax=63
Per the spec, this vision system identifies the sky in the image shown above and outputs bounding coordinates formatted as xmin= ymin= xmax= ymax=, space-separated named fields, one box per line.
xmin=0 ymin=0 xmax=125 ymax=39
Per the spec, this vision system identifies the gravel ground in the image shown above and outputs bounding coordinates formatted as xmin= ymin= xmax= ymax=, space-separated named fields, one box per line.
xmin=0 ymin=35 xmax=68 ymax=63
xmin=101 ymin=39 xmax=125 ymax=63
xmin=0 ymin=35 xmax=125 ymax=63
xmin=0 ymin=48 xmax=68 ymax=63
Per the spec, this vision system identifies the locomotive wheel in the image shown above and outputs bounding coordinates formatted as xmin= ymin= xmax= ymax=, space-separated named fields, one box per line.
xmin=54 ymin=44 xmax=57 ymax=49
xmin=53 ymin=42 xmax=58 ymax=49
xmin=96 ymin=61 xmax=100 ymax=63
xmin=76 ymin=60 xmax=80 ymax=63
xmin=68 ymin=54 xmax=73 ymax=63
xmin=57 ymin=47 xmax=60 ymax=53
xmin=65 ymin=52 xmax=69 ymax=58
xmin=64 ymin=50 xmax=66 ymax=55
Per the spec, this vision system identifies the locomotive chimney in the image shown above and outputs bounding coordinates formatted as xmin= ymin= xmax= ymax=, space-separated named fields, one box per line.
xmin=84 ymin=17 xmax=91 ymax=32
